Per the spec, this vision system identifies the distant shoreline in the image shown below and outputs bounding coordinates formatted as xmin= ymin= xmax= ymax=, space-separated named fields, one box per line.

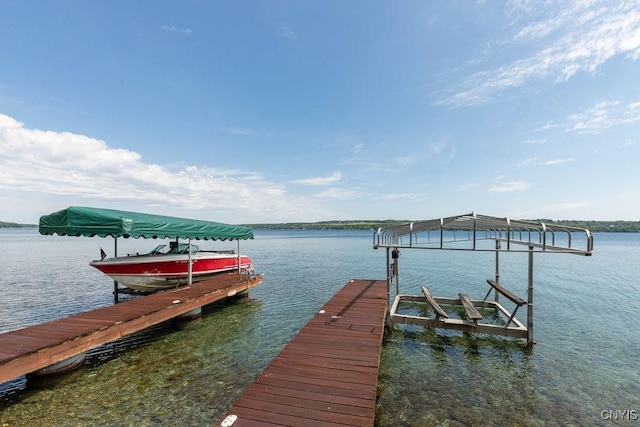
xmin=2 ymin=219 xmax=639 ymax=232
xmin=0 ymin=222 xmax=37 ymax=229
xmin=246 ymin=219 xmax=640 ymax=233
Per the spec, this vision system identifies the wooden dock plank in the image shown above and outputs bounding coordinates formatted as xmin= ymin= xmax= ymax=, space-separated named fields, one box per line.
xmin=0 ymin=273 xmax=262 ymax=383
xmin=276 ymin=349 xmax=379 ymax=366
xmin=244 ymin=383 xmax=374 ymax=410
xmin=237 ymin=385 xmax=373 ymax=415
xmin=231 ymin=397 xmax=371 ymax=426
xmin=271 ymin=355 xmax=377 ymax=373
xmin=252 ymin=371 xmax=375 ymax=397
xmin=217 ymin=279 xmax=387 ymax=427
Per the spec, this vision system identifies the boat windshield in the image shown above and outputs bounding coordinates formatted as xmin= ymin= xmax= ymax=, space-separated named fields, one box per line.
xmin=167 ymin=243 xmax=199 ymax=255
xmin=148 ymin=245 xmax=167 ymax=255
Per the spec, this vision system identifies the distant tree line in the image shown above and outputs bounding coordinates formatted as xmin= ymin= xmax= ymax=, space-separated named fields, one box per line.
xmin=244 ymin=220 xmax=407 ymax=231
xmin=531 ymin=220 xmax=640 ymax=233
xmin=246 ymin=219 xmax=640 ymax=232
xmin=0 ymin=221 xmax=37 ymax=228
xmin=2 ymin=219 xmax=639 ymax=232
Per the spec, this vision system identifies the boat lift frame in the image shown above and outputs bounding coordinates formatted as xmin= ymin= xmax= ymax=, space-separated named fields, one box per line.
xmin=373 ymin=212 xmax=594 ymax=346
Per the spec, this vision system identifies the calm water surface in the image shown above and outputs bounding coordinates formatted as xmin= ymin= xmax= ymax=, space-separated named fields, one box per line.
xmin=0 ymin=229 xmax=639 ymax=426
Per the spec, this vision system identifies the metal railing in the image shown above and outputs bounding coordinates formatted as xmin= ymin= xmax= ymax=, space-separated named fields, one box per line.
xmin=373 ymin=212 xmax=593 ymax=255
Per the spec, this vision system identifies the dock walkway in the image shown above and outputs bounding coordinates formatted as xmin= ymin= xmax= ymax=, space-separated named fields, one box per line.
xmin=217 ymin=278 xmax=388 ymax=427
xmin=0 ymin=273 xmax=262 ymax=384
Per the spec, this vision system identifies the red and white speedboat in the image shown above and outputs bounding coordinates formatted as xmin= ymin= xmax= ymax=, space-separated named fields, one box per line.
xmin=90 ymin=243 xmax=253 ymax=292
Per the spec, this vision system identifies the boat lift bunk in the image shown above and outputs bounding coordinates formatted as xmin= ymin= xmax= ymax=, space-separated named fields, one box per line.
xmin=373 ymin=212 xmax=594 ymax=346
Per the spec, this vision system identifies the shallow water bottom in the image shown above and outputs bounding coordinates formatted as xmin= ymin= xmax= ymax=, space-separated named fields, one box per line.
xmin=376 ymin=325 xmax=638 ymax=427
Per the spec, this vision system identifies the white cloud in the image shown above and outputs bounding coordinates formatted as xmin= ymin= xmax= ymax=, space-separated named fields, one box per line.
xmin=281 ymin=26 xmax=296 ymax=39
xmin=430 ymin=141 xmax=456 ymax=161
xmin=517 ymin=157 xmax=574 ymax=167
xmin=565 ymin=100 xmax=640 ymax=134
xmin=0 ymin=114 xmax=312 ymax=222
xmin=290 ymin=172 xmax=342 ymax=186
xmin=437 ymin=1 xmax=640 ymax=107
xmin=352 ymin=143 xmax=364 ymax=154
xmin=489 ymin=181 xmax=530 ymax=192
xmin=516 ymin=157 xmax=540 ymax=168
xmin=545 ymin=157 xmax=574 ymax=165
xmin=535 ymin=122 xmax=561 ymax=132
xmin=160 ymin=25 xmax=193 ymax=36
xmin=218 ymin=126 xmax=271 ymax=137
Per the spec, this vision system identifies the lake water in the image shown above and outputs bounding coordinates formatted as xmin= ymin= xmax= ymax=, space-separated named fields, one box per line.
xmin=0 ymin=228 xmax=639 ymax=426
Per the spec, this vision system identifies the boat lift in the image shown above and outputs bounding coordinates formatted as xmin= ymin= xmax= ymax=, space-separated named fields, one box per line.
xmin=106 ymin=237 xmax=247 ymax=301
xmin=38 ymin=206 xmax=255 ymax=303
xmin=373 ymin=212 xmax=594 ymax=346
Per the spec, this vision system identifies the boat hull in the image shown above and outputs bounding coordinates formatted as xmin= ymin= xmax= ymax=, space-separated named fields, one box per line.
xmin=30 ymin=353 xmax=86 ymax=377
xmin=90 ymin=252 xmax=253 ymax=292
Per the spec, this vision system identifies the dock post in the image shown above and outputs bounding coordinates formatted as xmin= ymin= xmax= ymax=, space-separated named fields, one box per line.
xmin=188 ymin=239 xmax=193 ymax=286
xmin=386 ymin=247 xmax=391 ymax=320
xmin=527 ymin=245 xmax=534 ymax=345
xmin=113 ymin=237 xmax=119 ymax=304
xmin=392 ymin=247 xmax=400 ymax=295
xmin=237 ymin=240 xmax=241 ymax=274
xmin=494 ymin=240 xmax=501 ymax=303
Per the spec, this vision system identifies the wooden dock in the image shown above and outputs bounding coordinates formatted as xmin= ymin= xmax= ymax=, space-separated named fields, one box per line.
xmin=217 ymin=278 xmax=388 ymax=427
xmin=0 ymin=272 xmax=262 ymax=384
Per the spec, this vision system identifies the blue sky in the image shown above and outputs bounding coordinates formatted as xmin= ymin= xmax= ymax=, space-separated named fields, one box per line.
xmin=1 ymin=1 xmax=639 ymax=224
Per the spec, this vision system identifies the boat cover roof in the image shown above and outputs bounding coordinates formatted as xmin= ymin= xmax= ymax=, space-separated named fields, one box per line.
xmin=39 ymin=206 xmax=254 ymax=240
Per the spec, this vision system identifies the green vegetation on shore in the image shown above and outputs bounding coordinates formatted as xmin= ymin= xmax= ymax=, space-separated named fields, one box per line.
xmin=532 ymin=220 xmax=640 ymax=233
xmin=0 ymin=221 xmax=36 ymax=228
xmin=2 ymin=219 xmax=639 ymax=232
xmin=245 ymin=220 xmax=407 ymax=231
xmin=246 ymin=219 xmax=640 ymax=232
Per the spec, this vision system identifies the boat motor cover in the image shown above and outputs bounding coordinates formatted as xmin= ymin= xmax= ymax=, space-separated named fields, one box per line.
xmin=39 ymin=206 xmax=254 ymax=240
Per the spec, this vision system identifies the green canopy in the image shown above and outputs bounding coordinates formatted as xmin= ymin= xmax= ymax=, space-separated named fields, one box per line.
xmin=39 ymin=206 xmax=254 ymax=240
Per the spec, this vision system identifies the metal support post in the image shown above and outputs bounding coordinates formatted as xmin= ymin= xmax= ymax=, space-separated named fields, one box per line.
xmin=392 ymin=248 xmax=400 ymax=295
xmin=494 ymin=240 xmax=501 ymax=302
xmin=237 ymin=240 xmax=241 ymax=274
xmin=386 ymin=247 xmax=391 ymax=316
xmin=527 ymin=245 xmax=534 ymax=345
xmin=113 ymin=237 xmax=119 ymax=304
xmin=188 ymin=238 xmax=193 ymax=286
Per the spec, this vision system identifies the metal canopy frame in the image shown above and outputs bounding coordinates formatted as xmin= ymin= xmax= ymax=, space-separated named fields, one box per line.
xmin=373 ymin=212 xmax=594 ymax=255
xmin=373 ymin=212 xmax=594 ymax=345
